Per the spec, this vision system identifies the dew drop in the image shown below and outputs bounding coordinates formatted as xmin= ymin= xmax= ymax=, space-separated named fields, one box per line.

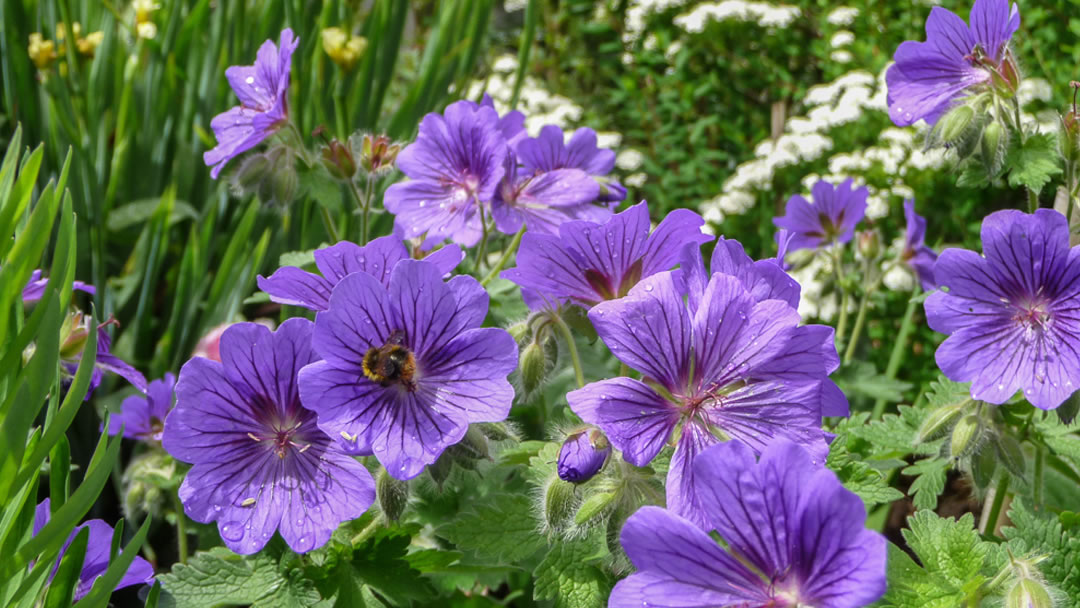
xmin=221 ymin=521 xmax=245 ymax=542
xmin=245 ymin=76 xmax=254 ymax=85
xmin=644 ymin=284 xmax=654 ymax=292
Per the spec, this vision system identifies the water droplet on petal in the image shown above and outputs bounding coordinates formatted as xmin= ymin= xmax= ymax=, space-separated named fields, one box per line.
xmin=221 ymin=521 xmax=244 ymax=542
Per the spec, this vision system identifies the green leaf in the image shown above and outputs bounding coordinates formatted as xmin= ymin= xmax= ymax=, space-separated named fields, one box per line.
xmin=902 ymin=458 xmax=950 ymax=511
xmin=278 ymin=249 xmax=317 ymax=269
xmin=1005 ymin=132 xmax=1063 ymax=194
xmin=158 ymin=547 xmax=322 ymax=608
xmin=298 ymin=166 xmax=344 ymax=214
xmin=43 ymin=526 xmax=88 ymax=608
xmin=533 ymin=539 xmax=609 ymax=608
xmin=439 ymin=494 xmax=546 ymax=563
xmin=348 ymin=527 xmax=434 ymax=605
xmin=956 ymin=157 xmax=993 ymax=189
xmin=826 ymin=438 xmax=904 ymax=509
xmin=834 ymin=361 xmax=912 ymax=403
xmin=1002 ymin=499 xmax=1080 ymax=604
xmin=882 ymin=511 xmax=994 ymax=607
xmin=106 ymin=198 xmax=198 ymax=231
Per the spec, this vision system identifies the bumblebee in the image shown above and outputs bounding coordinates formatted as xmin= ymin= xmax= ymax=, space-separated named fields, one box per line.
xmin=362 ymin=331 xmax=416 ymax=387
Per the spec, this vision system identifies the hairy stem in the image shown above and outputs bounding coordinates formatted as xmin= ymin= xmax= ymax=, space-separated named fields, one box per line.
xmin=980 ymin=473 xmax=1011 ymax=537
xmin=552 ymin=313 xmax=585 ymax=389
xmin=872 ymin=287 xmax=921 ymax=419
xmin=173 ymin=493 xmax=189 ymax=564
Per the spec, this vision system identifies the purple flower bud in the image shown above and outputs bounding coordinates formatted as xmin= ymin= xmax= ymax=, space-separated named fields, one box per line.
xmin=557 ymin=429 xmax=611 ymax=483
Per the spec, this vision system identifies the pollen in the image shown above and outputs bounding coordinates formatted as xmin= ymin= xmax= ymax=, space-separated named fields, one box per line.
xmin=241 ymin=497 xmax=256 ymax=507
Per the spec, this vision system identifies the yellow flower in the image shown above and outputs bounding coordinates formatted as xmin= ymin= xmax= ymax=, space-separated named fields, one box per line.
xmin=77 ymin=31 xmax=104 ymax=56
xmin=28 ymin=33 xmax=57 ymax=70
xmin=321 ymin=27 xmax=367 ymax=71
xmin=136 ymin=21 xmax=157 ymax=40
xmin=133 ymin=0 xmax=160 ymax=24
xmin=55 ymin=21 xmax=82 ymax=42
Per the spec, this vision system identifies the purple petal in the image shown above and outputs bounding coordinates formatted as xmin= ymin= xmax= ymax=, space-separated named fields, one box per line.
xmin=560 ymin=202 xmax=651 ymax=290
xmin=589 ymin=272 xmax=691 ymax=391
xmin=705 ymin=380 xmax=832 ymax=461
xmin=610 ymin=506 xmax=766 ymax=608
xmin=257 ymin=266 xmax=334 ymax=311
xmin=641 ymin=208 xmax=713 ymax=278
xmin=500 ymin=232 xmax=599 ymax=305
xmin=218 ymin=319 xmax=315 ymax=409
xmin=314 ymin=237 xmax=409 ymax=285
xmin=665 ymin=423 xmax=721 ymax=530
xmin=421 ymin=327 xmax=518 ymax=423
xmin=163 ymin=358 xmax=263 ymax=464
xmin=567 ymin=377 xmax=679 ymax=467
xmin=969 ymin=0 xmax=1020 ymax=63
xmin=312 ymin=272 xmax=394 ymax=369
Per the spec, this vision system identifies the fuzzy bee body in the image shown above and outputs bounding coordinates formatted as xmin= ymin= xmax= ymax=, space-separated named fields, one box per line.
xmin=362 ymin=331 xmax=416 ymax=387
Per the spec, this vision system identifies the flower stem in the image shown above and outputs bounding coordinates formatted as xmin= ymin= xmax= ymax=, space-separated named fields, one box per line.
xmin=1027 ymin=187 xmax=1038 ymax=213
xmin=347 ymin=178 xmax=372 ymax=245
xmin=872 ymin=287 xmax=920 ymax=419
xmin=1034 ymin=443 xmax=1045 ymax=511
xmin=350 ymin=517 xmax=381 ymax=547
xmin=474 ymin=198 xmax=490 ymax=271
xmin=173 ymin=493 xmax=188 ymax=564
xmin=830 ymin=248 xmax=850 ymax=347
xmin=480 ymin=224 xmax=526 ymax=287
xmin=319 ymin=204 xmax=340 ymax=243
xmin=843 ymin=275 xmax=881 ymax=365
xmin=980 ymin=473 xmax=1011 ymax=537
xmin=551 ymin=312 xmax=585 ymax=389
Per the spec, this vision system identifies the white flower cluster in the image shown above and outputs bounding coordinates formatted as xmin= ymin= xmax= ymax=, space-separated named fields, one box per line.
xmin=825 ymin=6 xmax=859 ymax=26
xmin=466 ymin=54 xmax=586 ymax=135
xmin=673 ymin=0 xmax=801 ymax=33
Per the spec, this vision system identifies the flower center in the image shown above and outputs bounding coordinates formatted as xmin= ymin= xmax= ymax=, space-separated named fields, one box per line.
xmin=362 ymin=331 xmax=417 ymax=389
xmin=1013 ymin=300 xmax=1052 ymax=334
xmin=247 ymin=419 xmax=310 ymax=459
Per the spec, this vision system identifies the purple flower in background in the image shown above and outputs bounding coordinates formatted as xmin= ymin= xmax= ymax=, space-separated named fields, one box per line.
xmin=773 ymin=178 xmax=868 ymax=253
xmin=516 ymin=125 xmax=626 ymax=203
xmin=557 ymin=428 xmax=611 ymax=483
xmin=33 ymin=499 xmax=154 ymax=601
xmin=501 ymin=202 xmax=712 ymax=308
xmin=258 ymin=236 xmax=463 ymax=311
xmin=22 ymin=269 xmax=95 ymax=303
xmin=162 ymin=319 xmax=375 ymax=554
xmin=60 ymin=315 xmax=148 ymax=398
xmin=902 ymin=200 xmax=938 ymax=290
xmin=298 ymin=260 xmax=518 ymax=480
xmin=204 ymin=29 xmax=298 ymax=179
xmin=567 ymin=244 xmax=843 ymax=528
xmin=610 ymin=440 xmax=887 ymax=608
xmin=489 ymin=156 xmax=604 ymax=235
xmin=107 ymin=373 xmax=176 ymax=441
xmin=886 ymin=0 xmax=1020 ymax=126
xmin=384 ymin=101 xmax=508 ymax=247
xmin=926 ymin=209 xmax=1080 ymax=410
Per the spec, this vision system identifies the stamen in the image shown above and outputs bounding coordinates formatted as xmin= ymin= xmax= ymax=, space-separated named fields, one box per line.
xmin=248 ymin=432 xmax=262 ymax=442
xmin=241 ymin=497 xmax=256 ymax=507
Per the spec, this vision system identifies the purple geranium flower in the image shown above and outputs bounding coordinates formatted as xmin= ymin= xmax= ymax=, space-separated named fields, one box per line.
xmin=773 ymin=178 xmax=868 ymax=253
xmin=298 ymin=259 xmax=518 ymax=480
xmin=478 ymin=94 xmax=526 ymax=146
xmin=926 ymin=209 xmax=1080 ymax=410
xmin=610 ymin=440 xmax=887 ymax=608
xmin=516 ymin=125 xmax=627 ymax=203
xmin=489 ymin=156 xmax=604 ymax=236
xmin=258 ymin=236 xmax=463 ymax=311
xmin=501 ymin=202 xmax=712 ymax=308
xmin=106 ymin=373 xmax=175 ymax=441
xmin=383 ymin=100 xmax=508 ymax=247
xmin=557 ymin=428 xmax=611 ymax=483
xmin=204 ymin=29 xmax=298 ymax=179
xmin=902 ymin=200 xmax=938 ymax=290
xmin=162 ymin=319 xmax=375 ymax=554
xmin=22 ymin=269 xmax=95 ymax=303
xmin=33 ymin=499 xmax=154 ymax=601
xmin=567 ymin=243 xmax=844 ymax=528
xmin=886 ymin=0 xmax=1020 ymax=126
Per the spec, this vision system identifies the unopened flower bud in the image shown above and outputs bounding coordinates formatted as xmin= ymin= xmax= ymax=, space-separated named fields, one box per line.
xmin=856 ymin=229 xmax=882 ymax=260
xmin=476 ymin=421 xmax=519 ymax=442
xmin=982 ymin=121 xmax=1007 ymax=173
xmin=971 ymin=441 xmax=997 ymax=489
xmin=122 ymin=450 xmax=176 ymax=520
xmin=543 ymin=478 xmax=577 ymax=532
xmin=520 ymin=341 xmax=547 ymax=394
xmin=996 ymin=51 xmax=1021 ymax=97
xmin=939 ymin=104 xmax=976 ymax=143
xmin=506 ymin=320 xmax=531 ymax=344
xmin=446 ymin=425 xmax=489 ymax=469
xmin=376 ymin=467 xmax=409 ymax=521
xmin=996 ymin=434 xmax=1026 ymax=478
xmin=59 ymin=311 xmax=94 ymax=359
xmin=1057 ymin=388 xmax=1080 ymax=425
xmin=557 ymin=429 xmax=611 ymax=483
xmin=950 ymin=414 xmax=981 ymax=459
xmin=1006 ymin=578 xmax=1053 ymax=608
xmin=918 ymin=402 xmax=968 ymax=442
xmin=321 ymin=138 xmax=357 ymax=181
xmin=355 ymin=133 xmax=402 ymax=176
xmin=575 ymin=491 xmax=616 ymax=525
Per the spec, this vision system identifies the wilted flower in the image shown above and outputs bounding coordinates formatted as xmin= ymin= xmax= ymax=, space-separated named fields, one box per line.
xmin=886 ymin=0 xmax=1020 ymax=126
xmin=516 ymin=125 xmax=626 ymax=203
xmin=557 ymin=428 xmax=610 ymax=483
xmin=610 ymin=440 xmax=886 ymax=607
xmin=258 ymin=236 xmax=462 ymax=311
xmin=297 ymin=259 xmax=518 ymax=480
xmin=57 ymin=313 xmax=148 ymax=397
xmin=355 ymin=132 xmax=403 ymax=176
xmin=321 ymin=27 xmax=367 ymax=71
xmin=501 ymin=202 xmax=712 ymax=308
xmin=773 ymin=178 xmax=868 ymax=252
xmin=204 ymin=29 xmax=298 ymax=179
xmin=163 ymin=319 xmax=376 ymax=554
xmin=567 ymin=243 xmax=843 ymax=528
xmin=901 ymin=200 xmax=938 ymax=290
xmin=926 ymin=209 xmax=1080 ymax=410
xmin=383 ymin=101 xmax=507 ymax=247
xmin=33 ymin=499 xmax=154 ymax=601
xmin=107 ymin=373 xmax=176 ymax=441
